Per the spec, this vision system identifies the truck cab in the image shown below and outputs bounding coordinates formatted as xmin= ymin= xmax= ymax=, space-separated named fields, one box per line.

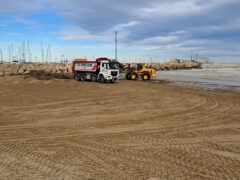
xmin=98 ymin=60 xmax=119 ymax=83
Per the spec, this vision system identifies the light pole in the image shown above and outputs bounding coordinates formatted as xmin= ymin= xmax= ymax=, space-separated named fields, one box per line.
xmin=115 ymin=31 xmax=118 ymax=61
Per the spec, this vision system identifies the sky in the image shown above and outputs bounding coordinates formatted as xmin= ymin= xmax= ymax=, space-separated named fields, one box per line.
xmin=0 ymin=0 xmax=240 ymax=63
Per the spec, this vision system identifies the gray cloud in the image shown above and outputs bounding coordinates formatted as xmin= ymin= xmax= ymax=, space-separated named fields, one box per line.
xmin=0 ymin=0 xmax=48 ymax=16
xmin=55 ymin=0 xmax=240 ymax=59
xmin=0 ymin=0 xmax=240 ymax=59
xmin=53 ymin=0 xmax=240 ymax=35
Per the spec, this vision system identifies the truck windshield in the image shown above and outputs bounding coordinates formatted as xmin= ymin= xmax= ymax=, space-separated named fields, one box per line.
xmin=109 ymin=62 xmax=119 ymax=69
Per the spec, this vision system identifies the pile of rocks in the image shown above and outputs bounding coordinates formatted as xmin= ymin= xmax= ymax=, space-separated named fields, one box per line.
xmin=151 ymin=60 xmax=202 ymax=71
xmin=0 ymin=60 xmax=202 ymax=77
xmin=0 ymin=63 xmax=72 ymax=77
xmin=122 ymin=60 xmax=202 ymax=71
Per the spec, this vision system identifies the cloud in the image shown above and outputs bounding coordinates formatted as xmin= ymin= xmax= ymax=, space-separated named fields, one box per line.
xmin=145 ymin=39 xmax=240 ymax=59
xmin=53 ymin=0 xmax=240 ymax=59
xmin=112 ymin=21 xmax=139 ymax=31
xmin=59 ymin=28 xmax=111 ymax=41
xmin=141 ymin=35 xmax=179 ymax=45
xmin=0 ymin=0 xmax=48 ymax=16
xmin=15 ymin=17 xmax=37 ymax=25
xmin=0 ymin=0 xmax=240 ymax=60
xmin=6 ymin=32 xmax=22 ymax=36
xmin=58 ymin=27 xmax=129 ymax=42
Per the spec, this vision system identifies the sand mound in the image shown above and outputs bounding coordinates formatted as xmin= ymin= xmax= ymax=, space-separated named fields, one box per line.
xmin=29 ymin=70 xmax=72 ymax=80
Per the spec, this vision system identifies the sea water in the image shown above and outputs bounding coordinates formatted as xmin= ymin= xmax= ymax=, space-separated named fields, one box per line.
xmin=156 ymin=64 xmax=240 ymax=91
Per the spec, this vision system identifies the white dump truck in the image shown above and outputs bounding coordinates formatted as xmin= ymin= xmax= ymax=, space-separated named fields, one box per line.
xmin=72 ymin=58 xmax=119 ymax=83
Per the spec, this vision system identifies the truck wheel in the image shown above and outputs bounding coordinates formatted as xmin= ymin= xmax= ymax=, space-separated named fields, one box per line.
xmin=142 ymin=73 xmax=150 ymax=81
xmin=74 ymin=73 xmax=80 ymax=81
xmin=91 ymin=75 xmax=97 ymax=82
xmin=125 ymin=73 xmax=130 ymax=80
xmin=80 ymin=74 xmax=85 ymax=81
xmin=110 ymin=78 xmax=115 ymax=83
xmin=130 ymin=73 xmax=138 ymax=80
xmin=99 ymin=75 xmax=106 ymax=83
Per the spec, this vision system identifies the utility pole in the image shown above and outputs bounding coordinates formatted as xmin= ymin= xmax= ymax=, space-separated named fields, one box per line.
xmin=115 ymin=31 xmax=118 ymax=61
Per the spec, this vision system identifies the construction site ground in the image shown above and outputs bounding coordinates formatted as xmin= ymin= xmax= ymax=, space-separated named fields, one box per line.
xmin=0 ymin=76 xmax=240 ymax=179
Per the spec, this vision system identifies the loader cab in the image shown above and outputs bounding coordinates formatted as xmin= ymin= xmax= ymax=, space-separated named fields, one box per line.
xmin=137 ymin=64 xmax=143 ymax=71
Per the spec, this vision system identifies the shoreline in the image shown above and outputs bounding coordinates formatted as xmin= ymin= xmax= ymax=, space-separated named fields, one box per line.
xmin=2 ymin=73 xmax=240 ymax=92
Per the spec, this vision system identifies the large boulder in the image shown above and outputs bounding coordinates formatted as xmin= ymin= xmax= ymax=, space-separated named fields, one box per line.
xmin=66 ymin=68 xmax=72 ymax=73
xmin=4 ymin=69 xmax=18 ymax=76
xmin=0 ymin=64 xmax=4 ymax=70
xmin=23 ymin=69 xmax=30 ymax=74
xmin=18 ymin=68 xmax=24 ymax=74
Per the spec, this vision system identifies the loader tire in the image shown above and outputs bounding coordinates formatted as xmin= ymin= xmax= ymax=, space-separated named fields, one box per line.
xmin=126 ymin=73 xmax=130 ymax=80
xmin=110 ymin=78 xmax=115 ymax=83
xmin=142 ymin=73 xmax=150 ymax=81
xmin=130 ymin=73 xmax=138 ymax=80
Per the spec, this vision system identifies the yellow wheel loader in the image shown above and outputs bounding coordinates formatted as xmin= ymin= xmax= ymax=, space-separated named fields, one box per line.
xmin=126 ymin=63 xmax=157 ymax=81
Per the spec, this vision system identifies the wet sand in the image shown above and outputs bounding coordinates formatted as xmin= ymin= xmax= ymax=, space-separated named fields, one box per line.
xmin=156 ymin=64 xmax=240 ymax=91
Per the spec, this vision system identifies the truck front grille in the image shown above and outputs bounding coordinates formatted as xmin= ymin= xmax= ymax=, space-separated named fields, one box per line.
xmin=111 ymin=71 xmax=118 ymax=76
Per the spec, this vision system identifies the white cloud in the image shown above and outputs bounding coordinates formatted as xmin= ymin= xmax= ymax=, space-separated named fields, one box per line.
xmin=15 ymin=17 xmax=37 ymax=25
xmin=6 ymin=32 xmax=22 ymax=36
xmin=58 ymin=25 xmax=130 ymax=42
xmin=145 ymin=39 xmax=240 ymax=59
xmin=141 ymin=35 xmax=178 ymax=44
xmin=169 ymin=30 xmax=187 ymax=36
xmin=139 ymin=0 xmax=202 ymax=18
xmin=58 ymin=28 xmax=111 ymax=41
xmin=112 ymin=21 xmax=139 ymax=31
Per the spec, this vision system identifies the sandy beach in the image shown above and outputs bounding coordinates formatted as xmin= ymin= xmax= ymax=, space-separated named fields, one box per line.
xmin=0 ymin=75 xmax=240 ymax=179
